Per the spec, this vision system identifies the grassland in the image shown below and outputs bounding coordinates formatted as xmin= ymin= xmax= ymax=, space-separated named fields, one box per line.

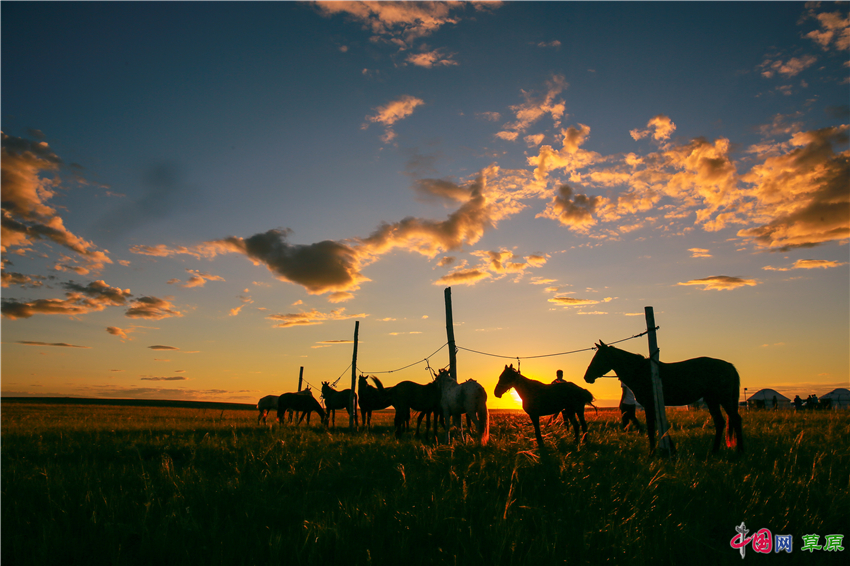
xmin=2 ymin=400 xmax=848 ymax=565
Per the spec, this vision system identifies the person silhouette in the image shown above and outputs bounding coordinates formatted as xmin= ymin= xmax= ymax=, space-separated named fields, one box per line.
xmin=552 ymin=369 xmax=566 ymax=384
xmin=619 ymin=381 xmax=643 ymax=432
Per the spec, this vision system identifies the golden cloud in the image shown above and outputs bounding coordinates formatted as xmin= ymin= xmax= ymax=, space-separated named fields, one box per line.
xmin=677 ymin=275 xmax=759 ymax=291
xmin=125 ymin=296 xmax=183 ymax=320
xmin=1 ymin=133 xmax=111 ymax=271
xmin=267 ymin=307 xmax=366 ymax=328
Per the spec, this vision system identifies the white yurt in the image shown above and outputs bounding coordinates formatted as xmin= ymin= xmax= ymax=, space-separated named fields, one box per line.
xmin=820 ymin=388 xmax=850 ymax=409
xmin=747 ymin=388 xmax=791 ymax=409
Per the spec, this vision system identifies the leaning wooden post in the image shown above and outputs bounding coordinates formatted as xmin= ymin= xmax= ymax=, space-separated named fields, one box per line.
xmin=444 ymin=287 xmax=458 ymax=381
xmin=645 ymin=306 xmax=674 ymax=456
xmin=297 ymin=366 xmax=304 ymax=392
xmin=349 ymin=320 xmax=359 ymax=430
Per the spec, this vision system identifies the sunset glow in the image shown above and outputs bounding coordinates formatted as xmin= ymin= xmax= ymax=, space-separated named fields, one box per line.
xmin=2 ymin=2 xmax=848 ymax=409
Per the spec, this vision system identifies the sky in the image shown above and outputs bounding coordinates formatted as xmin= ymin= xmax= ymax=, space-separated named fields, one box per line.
xmin=2 ymin=1 xmax=848 ymax=409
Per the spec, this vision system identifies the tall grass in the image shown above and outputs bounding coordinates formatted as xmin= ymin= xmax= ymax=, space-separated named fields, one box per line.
xmin=2 ymin=402 xmax=848 ymax=565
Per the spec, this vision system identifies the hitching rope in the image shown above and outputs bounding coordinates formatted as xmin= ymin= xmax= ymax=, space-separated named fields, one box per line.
xmin=358 ymin=342 xmax=449 ymax=375
xmin=330 ymin=327 xmax=659 ymax=387
xmin=455 ymin=326 xmax=659 ymax=363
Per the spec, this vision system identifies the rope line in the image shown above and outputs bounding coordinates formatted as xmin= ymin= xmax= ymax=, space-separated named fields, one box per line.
xmin=455 ymin=326 xmax=659 ymax=362
xmin=358 ymin=342 xmax=449 ymax=375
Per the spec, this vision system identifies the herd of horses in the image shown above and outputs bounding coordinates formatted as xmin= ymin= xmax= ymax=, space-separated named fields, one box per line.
xmin=258 ymin=341 xmax=747 ymax=455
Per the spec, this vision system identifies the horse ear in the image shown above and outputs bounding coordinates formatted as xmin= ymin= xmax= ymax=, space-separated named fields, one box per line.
xmin=598 ymin=341 xmax=607 ymax=348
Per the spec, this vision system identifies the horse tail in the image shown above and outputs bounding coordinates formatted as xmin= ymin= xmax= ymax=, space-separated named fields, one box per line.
xmin=371 ymin=376 xmax=385 ymax=392
xmin=588 ymin=402 xmax=599 ymax=415
xmin=478 ymin=402 xmax=490 ymax=445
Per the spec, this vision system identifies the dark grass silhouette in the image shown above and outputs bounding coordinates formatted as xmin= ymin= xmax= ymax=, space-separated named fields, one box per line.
xmin=494 ymin=364 xmax=594 ymax=449
xmin=584 ymin=341 xmax=744 ymax=455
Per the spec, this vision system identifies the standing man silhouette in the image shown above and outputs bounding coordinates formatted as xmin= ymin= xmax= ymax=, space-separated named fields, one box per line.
xmin=619 ymin=381 xmax=643 ymax=432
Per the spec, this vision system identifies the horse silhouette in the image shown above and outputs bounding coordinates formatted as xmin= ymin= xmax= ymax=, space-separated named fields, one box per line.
xmin=495 ymin=364 xmax=594 ymax=448
xmin=258 ymin=388 xmax=313 ymax=424
xmin=435 ymin=370 xmax=489 ymax=445
xmin=584 ymin=341 xmax=744 ymax=454
xmin=389 ymin=379 xmax=442 ymax=438
xmin=358 ymin=375 xmax=393 ymax=428
xmin=321 ymin=381 xmax=358 ymax=428
xmin=276 ymin=391 xmax=326 ymax=425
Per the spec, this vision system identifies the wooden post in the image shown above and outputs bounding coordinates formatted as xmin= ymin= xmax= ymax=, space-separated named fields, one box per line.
xmin=297 ymin=366 xmax=304 ymax=392
xmin=350 ymin=320 xmax=359 ymax=430
xmin=444 ymin=287 xmax=458 ymax=381
xmin=645 ymin=306 xmax=674 ymax=456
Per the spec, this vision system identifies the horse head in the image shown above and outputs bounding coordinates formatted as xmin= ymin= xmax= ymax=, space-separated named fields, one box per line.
xmin=494 ymin=364 xmax=519 ymax=398
xmin=583 ymin=341 xmax=612 ymax=384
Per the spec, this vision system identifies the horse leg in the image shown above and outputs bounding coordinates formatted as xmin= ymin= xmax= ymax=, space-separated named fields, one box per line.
xmin=530 ymin=415 xmax=544 ymax=448
xmin=566 ymin=412 xmax=581 ymax=442
xmin=415 ymin=411 xmax=426 ymax=437
xmin=645 ymin=406 xmax=657 ymax=455
xmin=706 ymin=401 xmax=726 ymax=454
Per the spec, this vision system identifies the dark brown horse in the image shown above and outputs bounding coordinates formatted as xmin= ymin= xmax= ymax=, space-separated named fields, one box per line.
xmin=584 ymin=341 xmax=744 ymax=454
xmin=358 ymin=375 xmax=393 ymax=428
xmin=276 ymin=391 xmax=326 ymax=425
xmin=495 ymin=365 xmax=594 ymax=448
xmin=321 ymin=381 xmax=358 ymax=428
xmin=389 ymin=379 xmax=442 ymax=438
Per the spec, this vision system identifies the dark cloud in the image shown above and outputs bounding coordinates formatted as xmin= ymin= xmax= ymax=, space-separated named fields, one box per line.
xmin=148 ymin=345 xmax=179 ymax=350
xmin=215 ymin=229 xmax=366 ymax=295
xmin=2 ymin=279 xmax=132 ymax=320
xmin=16 ymin=341 xmax=91 ymax=348
xmin=140 ymin=376 xmax=188 ymax=381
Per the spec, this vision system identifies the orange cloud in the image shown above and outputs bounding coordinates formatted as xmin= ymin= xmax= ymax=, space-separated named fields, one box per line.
xmin=528 ymin=124 xmax=601 ymax=181
xmin=497 ymin=75 xmax=567 ymax=140
xmin=738 ymin=126 xmax=849 ymax=250
xmin=537 ymin=184 xmax=605 ymax=233
xmin=802 ymin=4 xmax=850 ymax=51
xmin=125 ymin=296 xmax=183 ymax=320
xmin=677 ymin=276 xmax=759 ymax=291
xmin=363 ymin=95 xmax=425 ymax=142
xmin=548 ymin=296 xmax=613 ymax=307
xmin=434 ymin=268 xmax=491 ymax=286
xmin=106 ymin=326 xmax=130 ymax=340
xmin=1 ymin=133 xmax=112 ymax=272
xmin=266 ymin=307 xmax=366 ymax=328
xmin=313 ymin=1 xmax=494 ymax=48
xmin=763 ymin=259 xmax=848 ymax=271
xmin=406 ymin=48 xmax=457 ymax=67
xmin=2 ymin=280 xmax=131 ymax=320
xmin=169 ymin=269 xmax=226 ymax=288
xmin=630 ymin=115 xmax=677 ymax=142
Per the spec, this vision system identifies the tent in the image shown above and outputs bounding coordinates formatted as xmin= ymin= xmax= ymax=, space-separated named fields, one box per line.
xmin=746 ymin=389 xmax=791 ymax=409
xmin=820 ymin=388 xmax=850 ymax=410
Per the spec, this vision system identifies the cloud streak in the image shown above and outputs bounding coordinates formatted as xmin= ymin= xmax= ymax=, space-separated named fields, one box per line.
xmin=677 ymin=276 xmax=759 ymax=291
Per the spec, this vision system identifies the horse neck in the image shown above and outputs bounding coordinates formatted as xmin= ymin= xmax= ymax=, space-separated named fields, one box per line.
xmin=607 ymin=347 xmax=647 ymax=381
xmin=511 ymin=370 xmax=540 ymax=395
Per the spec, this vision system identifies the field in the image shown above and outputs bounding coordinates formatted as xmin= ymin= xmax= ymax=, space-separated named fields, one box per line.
xmin=2 ymin=400 xmax=848 ymax=565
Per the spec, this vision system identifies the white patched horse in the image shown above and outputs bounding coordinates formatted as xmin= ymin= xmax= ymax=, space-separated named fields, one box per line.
xmin=434 ymin=369 xmax=489 ymax=445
